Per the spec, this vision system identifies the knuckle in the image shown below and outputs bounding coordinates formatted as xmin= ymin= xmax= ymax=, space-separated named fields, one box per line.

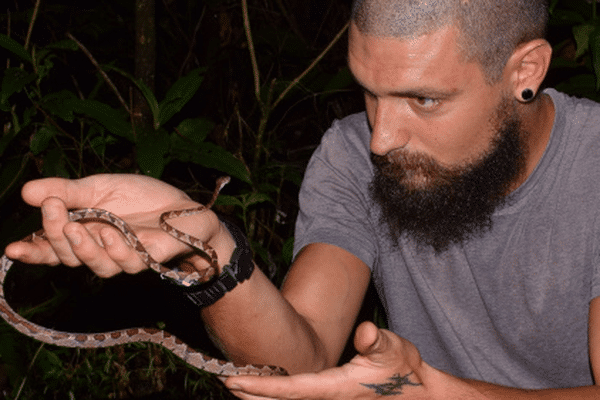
xmin=61 ymin=258 xmax=83 ymax=267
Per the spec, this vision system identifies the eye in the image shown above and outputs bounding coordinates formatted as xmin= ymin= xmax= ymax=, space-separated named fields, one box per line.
xmin=414 ymin=97 xmax=440 ymax=110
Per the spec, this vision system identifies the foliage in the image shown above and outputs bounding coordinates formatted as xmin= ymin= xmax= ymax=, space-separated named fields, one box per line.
xmin=1 ymin=0 xmax=600 ymax=398
xmin=548 ymin=0 xmax=600 ymax=100
xmin=0 ymin=0 xmax=356 ymax=398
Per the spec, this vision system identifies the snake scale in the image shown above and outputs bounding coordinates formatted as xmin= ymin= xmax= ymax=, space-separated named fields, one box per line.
xmin=0 ymin=177 xmax=287 ymax=377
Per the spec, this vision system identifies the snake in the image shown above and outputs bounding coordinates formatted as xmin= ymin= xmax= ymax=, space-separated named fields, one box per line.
xmin=0 ymin=177 xmax=287 ymax=377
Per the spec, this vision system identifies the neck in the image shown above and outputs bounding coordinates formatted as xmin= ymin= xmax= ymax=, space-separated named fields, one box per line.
xmin=508 ymin=93 xmax=555 ymax=192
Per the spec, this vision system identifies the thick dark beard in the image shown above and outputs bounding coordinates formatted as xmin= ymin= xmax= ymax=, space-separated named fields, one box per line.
xmin=369 ymin=101 xmax=528 ymax=253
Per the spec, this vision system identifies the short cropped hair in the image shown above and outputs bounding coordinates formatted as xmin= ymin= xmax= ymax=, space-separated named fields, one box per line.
xmin=351 ymin=0 xmax=549 ymax=83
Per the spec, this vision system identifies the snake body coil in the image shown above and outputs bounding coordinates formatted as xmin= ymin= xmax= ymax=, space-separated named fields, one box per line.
xmin=0 ymin=178 xmax=287 ymax=377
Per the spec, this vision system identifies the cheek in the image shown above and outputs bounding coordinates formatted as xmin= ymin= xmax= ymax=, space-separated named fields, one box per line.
xmin=419 ymin=114 xmax=495 ymax=166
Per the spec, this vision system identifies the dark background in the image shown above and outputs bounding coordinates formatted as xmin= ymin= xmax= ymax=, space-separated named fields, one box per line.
xmin=0 ymin=0 xmax=599 ymax=398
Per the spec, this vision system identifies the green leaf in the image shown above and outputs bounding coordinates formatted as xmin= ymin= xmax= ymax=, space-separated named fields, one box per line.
xmin=89 ymin=126 xmax=118 ymax=160
xmin=46 ymin=39 xmax=79 ymax=51
xmin=282 ymin=236 xmax=295 ymax=265
xmin=0 ymin=125 xmax=18 ymax=158
xmin=550 ymin=56 xmax=580 ymax=69
xmin=42 ymin=148 xmax=69 ymax=178
xmin=37 ymin=347 xmax=65 ymax=380
xmin=70 ymin=98 xmax=133 ymax=141
xmin=323 ymin=67 xmax=354 ymax=93
xmin=175 ymin=118 xmax=214 ymax=143
xmin=573 ymin=23 xmax=596 ymax=59
xmin=41 ymin=92 xmax=133 ymax=141
xmin=41 ymin=90 xmax=78 ymax=121
xmin=0 ymin=34 xmax=31 ymax=63
xmin=30 ymin=126 xmax=57 ymax=155
xmin=136 ymin=129 xmax=170 ymax=178
xmin=171 ymin=141 xmax=251 ymax=184
xmin=158 ymin=68 xmax=206 ymax=126
xmin=102 ymin=64 xmax=160 ymax=128
xmin=590 ymin=26 xmax=600 ymax=90
xmin=549 ymin=9 xmax=586 ymax=27
xmin=555 ymin=73 xmax=600 ymax=101
xmin=35 ymin=51 xmax=56 ymax=82
xmin=241 ymin=192 xmax=272 ymax=208
xmin=0 ymin=155 xmax=31 ymax=205
xmin=0 ymin=326 xmax=28 ymax=388
xmin=214 ymin=194 xmax=244 ymax=207
xmin=1 ymin=68 xmax=36 ymax=106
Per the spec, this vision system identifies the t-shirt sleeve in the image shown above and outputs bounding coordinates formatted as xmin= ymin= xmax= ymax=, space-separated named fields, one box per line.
xmin=292 ymin=114 xmax=379 ymax=269
xmin=590 ymin=219 xmax=600 ymax=300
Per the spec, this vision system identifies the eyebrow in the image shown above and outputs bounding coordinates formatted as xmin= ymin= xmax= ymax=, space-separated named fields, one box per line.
xmin=351 ymin=73 xmax=460 ymax=100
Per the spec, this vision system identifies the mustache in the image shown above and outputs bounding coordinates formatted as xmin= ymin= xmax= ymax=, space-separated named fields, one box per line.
xmin=371 ymin=150 xmax=464 ymax=189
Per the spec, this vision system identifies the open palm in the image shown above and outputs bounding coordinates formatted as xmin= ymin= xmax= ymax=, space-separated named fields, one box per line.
xmin=5 ymin=174 xmax=221 ymax=277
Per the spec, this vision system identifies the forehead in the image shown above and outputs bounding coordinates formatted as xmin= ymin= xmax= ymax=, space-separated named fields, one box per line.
xmin=347 ymin=22 xmax=482 ymax=94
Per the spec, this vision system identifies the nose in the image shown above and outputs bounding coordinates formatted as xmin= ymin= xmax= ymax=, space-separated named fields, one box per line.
xmin=369 ymin=99 xmax=411 ymax=156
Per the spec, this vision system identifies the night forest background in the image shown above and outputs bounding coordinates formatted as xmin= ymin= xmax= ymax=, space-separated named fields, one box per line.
xmin=1 ymin=0 xmax=599 ymax=398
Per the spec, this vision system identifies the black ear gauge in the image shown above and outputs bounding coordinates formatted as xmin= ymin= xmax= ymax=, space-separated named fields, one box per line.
xmin=521 ymin=88 xmax=535 ymax=102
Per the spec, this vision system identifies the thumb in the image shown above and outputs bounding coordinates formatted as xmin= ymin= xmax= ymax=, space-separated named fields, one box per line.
xmin=354 ymin=321 xmax=390 ymax=359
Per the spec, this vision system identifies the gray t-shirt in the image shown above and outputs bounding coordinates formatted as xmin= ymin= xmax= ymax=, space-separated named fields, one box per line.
xmin=293 ymin=89 xmax=600 ymax=389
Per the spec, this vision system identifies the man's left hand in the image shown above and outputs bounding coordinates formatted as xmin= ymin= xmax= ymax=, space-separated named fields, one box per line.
xmin=223 ymin=321 xmax=437 ymax=400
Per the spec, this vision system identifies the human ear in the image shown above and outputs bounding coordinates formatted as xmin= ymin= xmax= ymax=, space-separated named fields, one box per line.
xmin=506 ymin=39 xmax=552 ymax=103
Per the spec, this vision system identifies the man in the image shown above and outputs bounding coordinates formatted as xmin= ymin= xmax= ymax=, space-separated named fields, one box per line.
xmin=6 ymin=0 xmax=600 ymax=398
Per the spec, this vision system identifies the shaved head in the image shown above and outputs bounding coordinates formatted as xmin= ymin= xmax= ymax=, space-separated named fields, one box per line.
xmin=352 ymin=0 xmax=548 ymax=83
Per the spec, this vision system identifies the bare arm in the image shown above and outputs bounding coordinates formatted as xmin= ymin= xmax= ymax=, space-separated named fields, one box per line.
xmin=201 ymin=242 xmax=371 ymax=374
xmin=10 ymin=175 xmax=597 ymax=399
xmin=4 ymin=175 xmax=371 ymax=375
xmin=224 ymin=287 xmax=600 ymax=399
xmin=418 ymin=295 xmax=600 ymax=398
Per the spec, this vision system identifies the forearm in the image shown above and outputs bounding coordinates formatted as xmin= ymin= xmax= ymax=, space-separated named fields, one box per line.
xmin=464 ymin=378 xmax=600 ymax=399
xmin=425 ymin=365 xmax=600 ymax=399
xmin=200 ymin=266 xmax=328 ymax=374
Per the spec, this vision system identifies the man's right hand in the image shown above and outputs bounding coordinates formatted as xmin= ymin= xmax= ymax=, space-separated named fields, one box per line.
xmin=4 ymin=174 xmax=233 ymax=278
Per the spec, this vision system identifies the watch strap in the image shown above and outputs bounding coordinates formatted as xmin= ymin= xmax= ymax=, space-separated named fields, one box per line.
xmin=182 ymin=217 xmax=254 ymax=307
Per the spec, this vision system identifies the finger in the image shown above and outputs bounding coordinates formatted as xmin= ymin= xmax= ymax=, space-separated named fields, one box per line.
xmin=4 ymin=235 xmax=61 ymax=266
xmin=100 ymin=227 xmax=148 ymax=274
xmin=63 ymin=222 xmax=123 ymax=278
xmin=354 ymin=322 xmax=403 ymax=369
xmin=41 ymin=197 xmax=81 ymax=267
xmin=353 ymin=321 xmax=381 ymax=354
xmin=355 ymin=323 xmax=423 ymax=374
xmin=225 ymin=370 xmax=350 ymax=400
xmin=228 ymin=390 xmax=277 ymax=400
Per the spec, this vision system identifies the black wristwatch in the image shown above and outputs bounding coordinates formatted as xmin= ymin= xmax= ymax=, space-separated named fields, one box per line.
xmin=165 ymin=216 xmax=255 ymax=308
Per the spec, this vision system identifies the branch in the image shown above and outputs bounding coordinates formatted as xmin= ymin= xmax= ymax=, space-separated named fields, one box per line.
xmin=24 ymin=0 xmax=41 ymax=51
xmin=242 ymin=0 xmax=261 ymax=102
xmin=271 ymin=20 xmax=350 ymax=110
xmin=66 ymin=32 xmax=131 ymax=115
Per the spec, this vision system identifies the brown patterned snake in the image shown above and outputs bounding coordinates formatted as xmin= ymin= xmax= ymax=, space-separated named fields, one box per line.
xmin=0 ymin=177 xmax=287 ymax=377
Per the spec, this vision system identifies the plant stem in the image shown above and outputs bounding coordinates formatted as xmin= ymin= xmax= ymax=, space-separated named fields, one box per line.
xmin=251 ymin=20 xmax=350 ymax=173
xmin=24 ymin=0 xmax=41 ymax=51
xmin=272 ymin=20 xmax=349 ymax=111
xmin=14 ymin=342 xmax=45 ymax=400
xmin=6 ymin=9 xmax=11 ymax=69
xmin=242 ymin=0 xmax=261 ymax=102
xmin=67 ymin=33 xmax=132 ymax=115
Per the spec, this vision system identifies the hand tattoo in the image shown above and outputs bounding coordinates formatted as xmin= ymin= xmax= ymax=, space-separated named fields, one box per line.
xmin=360 ymin=373 xmax=421 ymax=396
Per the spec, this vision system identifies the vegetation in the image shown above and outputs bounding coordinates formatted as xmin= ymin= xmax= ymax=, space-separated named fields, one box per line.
xmin=0 ymin=0 xmax=599 ymax=398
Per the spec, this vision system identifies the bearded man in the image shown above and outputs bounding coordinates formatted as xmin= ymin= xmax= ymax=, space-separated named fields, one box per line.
xmin=7 ymin=0 xmax=600 ymax=398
